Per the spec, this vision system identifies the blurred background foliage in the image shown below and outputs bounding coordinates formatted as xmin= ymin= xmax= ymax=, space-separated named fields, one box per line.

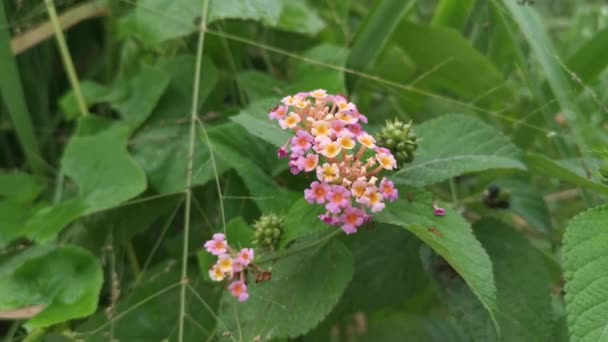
xmin=0 ymin=0 xmax=607 ymax=341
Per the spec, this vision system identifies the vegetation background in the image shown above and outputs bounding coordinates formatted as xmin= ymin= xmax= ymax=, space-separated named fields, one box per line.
xmin=1 ymin=0 xmax=607 ymax=341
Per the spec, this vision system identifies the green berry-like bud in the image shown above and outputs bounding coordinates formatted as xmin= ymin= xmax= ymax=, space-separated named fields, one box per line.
xmin=252 ymin=213 xmax=284 ymax=250
xmin=376 ymin=118 xmax=420 ymax=167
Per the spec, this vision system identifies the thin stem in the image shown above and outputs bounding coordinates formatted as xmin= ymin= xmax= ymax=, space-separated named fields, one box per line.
xmin=44 ymin=0 xmax=89 ymax=117
xmin=178 ymin=0 xmax=210 ymax=341
xmin=449 ymin=178 xmax=459 ymax=205
xmin=126 ymin=241 xmax=141 ymax=278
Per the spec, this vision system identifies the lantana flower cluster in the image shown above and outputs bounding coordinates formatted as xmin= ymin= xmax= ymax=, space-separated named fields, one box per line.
xmin=269 ymin=89 xmax=399 ymax=234
xmin=204 ymin=233 xmax=256 ymax=302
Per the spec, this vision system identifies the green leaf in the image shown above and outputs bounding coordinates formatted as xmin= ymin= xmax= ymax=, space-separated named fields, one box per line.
xmin=393 ymin=114 xmax=526 ymax=187
xmin=346 ymin=0 xmax=411 ymax=90
xmin=78 ymin=264 xmax=219 ymax=342
xmin=341 ymin=225 xmax=435 ymax=313
xmin=375 ymin=188 xmax=499 ymax=332
xmin=431 ymin=0 xmax=477 ymax=31
xmin=385 ymin=21 xmax=505 ymax=99
xmin=280 ymin=198 xmax=328 ymax=249
xmin=290 ymin=44 xmax=349 ymax=94
xmin=0 ymin=245 xmax=102 ymax=329
xmin=207 ymin=122 xmax=290 ymax=212
xmin=0 ymin=201 xmax=39 ymax=247
xmin=226 ymin=216 xmax=254 ymax=249
xmin=230 ymin=98 xmax=291 ymax=148
xmin=446 ymin=279 xmax=498 ymax=342
xmin=566 ymin=27 xmax=608 ymax=83
xmin=23 ymin=118 xmax=146 ymax=242
xmin=360 ymin=313 xmax=461 ymax=342
xmin=237 ymin=71 xmax=287 ymax=102
xmin=493 ymin=177 xmax=553 ymax=232
xmin=563 ymin=205 xmax=608 ymax=342
xmin=131 ymin=124 xmax=228 ymax=193
xmin=110 ymin=64 xmax=170 ymax=132
xmin=526 ymin=153 xmax=608 ymax=196
xmin=277 ymin=0 xmax=325 ymax=36
xmin=476 ymin=218 xmax=555 ymax=341
xmin=220 ymin=238 xmax=353 ymax=339
xmin=0 ymin=172 xmax=46 ymax=204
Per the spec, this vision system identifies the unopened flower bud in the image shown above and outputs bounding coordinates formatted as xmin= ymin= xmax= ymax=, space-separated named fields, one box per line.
xmin=376 ymin=119 xmax=419 ymax=167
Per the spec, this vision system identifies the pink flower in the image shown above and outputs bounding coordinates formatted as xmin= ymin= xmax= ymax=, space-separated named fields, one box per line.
xmin=304 ymin=181 xmax=330 ymax=204
xmin=376 ymin=151 xmax=397 ymax=170
xmin=297 ymin=154 xmax=319 ymax=172
xmin=319 ymin=213 xmax=340 ymax=226
xmin=277 ymin=147 xmax=288 ymax=158
xmin=268 ymin=105 xmax=287 ymax=120
xmin=216 ymin=254 xmax=234 ymax=274
xmin=229 ymin=280 xmax=249 ymax=302
xmin=379 ymin=178 xmax=398 ymax=202
xmin=351 ymin=179 xmax=368 ymax=198
xmin=330 ymin=120 xmax=345 ymax=135
xmin=340 ymin=207 xmax=366 ymax=234
xmin=204 ymin=233 xmax=227 ymax=255
xmin=279 ymin=112 xmax=301 ymax=129
xmin=325 ymin=185 xmax=351 ymax=214
xmin=349 ymin=123 xmax=363 ymax=136
xmin=291 ymin=130 xmax=313 ymax=155
xmin=433 ymin=203 xmax=446 ymax=217
xmin=237 ymin=248 xmax=254 ymax=267
xmin=358 ymin=187 xmax=385 ymax=213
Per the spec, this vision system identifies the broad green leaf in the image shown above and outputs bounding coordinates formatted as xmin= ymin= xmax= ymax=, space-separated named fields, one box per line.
xmin=209 ymin=0 xmax=282 ymax=25
xmin=0 ymin=172 xmax=45 ymax=204
xmin=446 ymin=279 xmax=498 ymax=342
xmin=78 ymin=265 xmax=219 ymax=342
xmin=502 ymin=1 xmax=596 ymax=154
xmin=566 ymin=27 xmax=608 ymax=83
xmin=110 ymin=64 xmax=170 ymax=132
xmin=393 ymin=114 xmax=526 ymax=187
xmin=385 ymin=21 xmax=505 ymax=99
xmin=361 ymin=313 xmax=461 ymax=342
xmin=476 ymin=218 xmax=555 ymax=341
xmin=207 ymin=123 xmax=291 ymax=212
xmin=0 ymin=245 xmax=102 ymax=329
xmin=131 ymin=124 xmax=228 ymax=193
xmin=230 ymin=98 xmax=291 ymax=148
xmin=59 ymin=81 xmax=128 ymax=120
xmin=225 ymin=216 xmax=254 ymax=249
xmin=526 ymin=153 xmax=608 ymax=196
xmin=290 ymin=44 xmax=349 ymax=94
xmin=0 ymin=201 xmax=39 ymax=247
xmin=493 ymin=177 xmax=553 ymax=232
xmin=280 ymin=198 xmax=328 ymax=249
xmin=431 ymin=0 xmax=477 ymax=31
xmin=24 ymin=118 xmax=147 ymax=242
xmin=277 ymin=0 xmax=325 ymax=36
xmin=220 ymin=238 xmax=353 ymax=340
xmin=238 ymin=70 xmax=287 ymax=102
xmin=340 ymin=225 xmax=435 ymax=313
xmin=346 ymin=0 xmax=411 ymax=90
xmin=375 ymin=188 xmax=499 ymax=332
xmin=563 ymin=205 xmax=608 ymax=342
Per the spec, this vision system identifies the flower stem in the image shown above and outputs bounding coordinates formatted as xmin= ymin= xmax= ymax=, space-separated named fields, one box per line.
xmin=178 ymin=0 xmax=210 ymax=341
xmin=44 ymin=0 xmax=88 ymax=117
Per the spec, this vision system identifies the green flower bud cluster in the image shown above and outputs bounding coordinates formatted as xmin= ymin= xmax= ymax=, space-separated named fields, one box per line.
xmin=376 ymin=119 xmax=419 ymax=166
xmin=252 ymin=214 xmax=284 ymax=250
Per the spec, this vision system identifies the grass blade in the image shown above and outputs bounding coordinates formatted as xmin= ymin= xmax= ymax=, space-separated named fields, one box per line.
xmin=346 ymin=0 xmax=413 ymax=91
xmin=0 ymin=0 xmax=45 ymax=175
xmin=431 ymin=0 xmax=477 ymax=31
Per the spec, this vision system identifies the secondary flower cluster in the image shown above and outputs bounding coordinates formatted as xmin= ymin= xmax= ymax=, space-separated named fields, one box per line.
xmin=269 ymin=89 xmax=399 ymax=234
xmin=204 ymin=233 xmax=255 ymax=302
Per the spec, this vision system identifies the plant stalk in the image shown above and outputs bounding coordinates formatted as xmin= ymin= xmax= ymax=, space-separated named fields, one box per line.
xmin=44 ymin=0 xmax=89 ymax=117
xmin=178 ymin=0 xmax=210 ymax=340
